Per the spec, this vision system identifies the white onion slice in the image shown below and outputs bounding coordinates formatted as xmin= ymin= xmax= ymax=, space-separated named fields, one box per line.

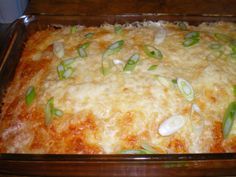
xmin=154 ymin=26 xmax=166 ymax=45
xmin=113 ymin=59 xmax=124 ymax=65
xmin=53 ymin=41 xmax=64 ymax=58
xmin=192 ymin=103 xmax=201 ymax=113
xmin=158 ymin=115 xmax=186 ymax=136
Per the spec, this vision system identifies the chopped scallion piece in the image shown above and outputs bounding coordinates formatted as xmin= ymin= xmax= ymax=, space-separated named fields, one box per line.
xmin=45 ymin=97 xmax=64 ymax=125
xmin=101 ymin=60 xmax=112 ymax=76
xmin=230 ymin=52 xmax=236 ymax=59
xmin=214 ymin=33 xmax=232 ymax=43
xmin=84 ymin=32 xmax=94 ymax=38
xmin=53 ymin=108 xmax=64 ymax=117
xmin=222 ymin=101 xmax=236 ymax=138
xmin=71 ymin=25 xmax=78 ymax=33
xmin=230 ymin=40 xmax=236 ymax=53
xmin=177 ymin=78 xmax=194 ymax=101
xmin=206 ymin=50 xmax=223 ymax=61
xmin=143 ymin=45 xmax=163 ymax=59
xmin=101 ymin=65 xmax=110 ymax=76
xmin=77 ymin=42 xmax=90 ymax=58
xmin=209 ymin=43 xmax=222 ymax=50
xmin=78 ymin=47 xmax=87 ymax=58
xmin=103 ymin=40 xmax=124 ymax=58
xmin=80 ymin=42 xmax=90 ymax=49
xmin=184 ymin=31 xmax=199 ymax=39
xmin=63 ymin=58 xmax=76 ymax=66
xmin=148 ymin=65 xmax=158 ymax=71
xmin=156 ymin=75 xmax=170 ymax=87
xmin=57 ymin=64 xmax=65 ymax=80
xmin=177 ymin=21 xmax=187 ymax=30
xmin=140 ymin=142 xmax=157 ymax=154
xmin=183 ymin=38 xmax=199 ymax=47
xmin=63 ymin=67 xmax=73 ymax=79
xmin=119 ymin=149 xmax=150 ymax=154
xmin=183 ymin=31 xmax=200 ymax=47
xmin=172 ymin=79 xmax=177 ymax=84
xmin=25 ymin=86 xmax=36 ymax=106
xmin=57 ymin=59 xmax=75 ymax=80
xmin=45 ymin=97 xmax=54 ymax=126
xmin=123 ymin=53 xmax=140 ymax=72
xmin=114 ymin=25 xmax=122 ymax=34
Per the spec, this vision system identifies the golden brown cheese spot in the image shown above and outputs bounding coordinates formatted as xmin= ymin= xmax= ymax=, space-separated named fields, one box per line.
xmin=168 ymin=138 xmax=187 ymax=153
xmin=223 ymin=137 xmax=236 ymax=152
xmin=59 ymin=113 xmax=102 ymax=154
xmin=30 ymin=125 xmax=50 ymax=152
xmin=195 ymin=99 xmax=206 ymax=111
xmin=122 ymin=135 xmax=139 ymax=149
xmin=204 ymin=89 xmax=217 ymax=103
xmin=180 ymin=105 xmax=191 ymax=115
xmin=210 ymin=121 xmax=225 ymax=153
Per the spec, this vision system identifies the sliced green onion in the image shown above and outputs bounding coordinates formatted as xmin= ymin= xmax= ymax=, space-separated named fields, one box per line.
xmin=230 ymin=52 xmax=236 ymax=59
xmin=62 ymin=58 xmax=76 ymax=67
xmin=103 ymin=40 xmax=124 ymax=58
xmin=25 ymin=86 xmax=36 ymax=106
xmin=101 ymin=66 xmax=110 ymax=76
xmin=63 ymin=67 xmax=73 ymax=79
xmin=119 ymin=149 xmax=150 ymax=154
xmin=71 ymin=25 xmax=78 ymax=33
xmin=206 ymin=50 xmax=223 ymax=61
xmin=209 ymin=43 xmax=222 ymax=50
xmin=45 ymin=97 xmax=64 ymax=125
xmin=233 ymin=85 xmax=236 ymax=96
xmin=230 ymin=40 xmax=236 ymax=53
xmin=183 ymin=38 xmax=199 ymax=47
xmin=140 ymin=142 xmax=157 ymax=154
xmin=178 ymin=22 xmax=187 ymax=30
xmin=143 ymin=45 xmax=163 ymax=59
xmin=80 ymin=42 xmax=90 ymax=49
xmin=148 ymin=65 xmax=158 ymax=71
xmin=57 ymin=64 xmax=65 ymax=80
xmin=114 ymin=25 xmax=122 ymax=34
xmin=77 ymin=42 xmax=90 ymax=58
xmin=123 ymin=53 xmax=140 ymax=72
xmin=222 ymin=101 xmax=236 ymax=138
xmin=45 ymin=97 xmax=54 ymax=126
xmin=214 ymin=33 xmax=232 ymax=43
xmin=184 ymin=31 xmax=199 ymax=39
xmin=57 ymin=59 xmax=75 ymax=80
xmin=156 ymin=75 xmax=170 ymax=87
xmin=53 ymin=108 xmax=64 ymax=117
xmin=84 ymin=32 xmax=94 ymax=38
xmin=183 ymin=31 xmax=200 ymax=47
xmin=78 ymin=47 xmax=87 ymax=58
xmin=101 ymin=60 xmax=112 ymax=76
xmin=171 ymin=79 xmax=177 ymax=84
xmin=177 ymin=78 xmax=194 ymax=101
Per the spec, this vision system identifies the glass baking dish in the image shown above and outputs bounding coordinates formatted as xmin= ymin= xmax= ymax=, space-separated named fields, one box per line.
xmin=0 ymin=14 xmax=236 ymax=177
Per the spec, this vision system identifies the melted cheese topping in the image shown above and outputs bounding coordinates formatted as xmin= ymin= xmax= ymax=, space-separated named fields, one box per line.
xmin=0 ymin=22 xmax=236 ymax=154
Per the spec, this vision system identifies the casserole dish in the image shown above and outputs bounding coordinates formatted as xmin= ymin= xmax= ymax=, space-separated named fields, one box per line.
xmin=0 ymin=14 xmax=236 ymax=177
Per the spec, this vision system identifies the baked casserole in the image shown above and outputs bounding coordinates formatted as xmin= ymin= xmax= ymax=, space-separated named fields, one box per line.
xmin=0 ymin=21 xmax=235 ymax=154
